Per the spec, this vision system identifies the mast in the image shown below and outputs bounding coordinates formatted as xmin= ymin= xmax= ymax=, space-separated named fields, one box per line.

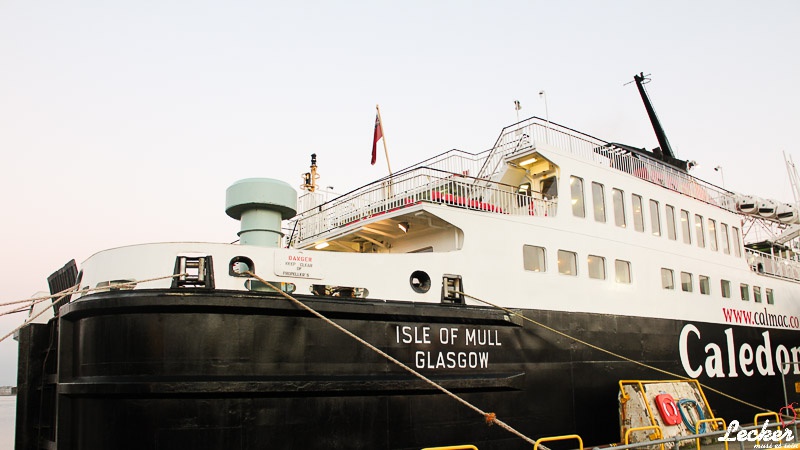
xmin=633 ymin=72 xmax=688 ymax=172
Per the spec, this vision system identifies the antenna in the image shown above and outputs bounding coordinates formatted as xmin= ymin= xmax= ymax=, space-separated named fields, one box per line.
xmin=785 ymin=151 xmax=800 ymax=206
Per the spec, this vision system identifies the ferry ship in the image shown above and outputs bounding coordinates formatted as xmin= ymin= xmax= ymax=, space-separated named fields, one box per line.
xmin=14 ymin=74 xmax=800 ymax=449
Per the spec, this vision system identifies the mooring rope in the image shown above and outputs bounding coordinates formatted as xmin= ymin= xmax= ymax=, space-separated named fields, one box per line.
xmin=456 ymin=290 xmax=772 ymax=414
xmin=0 ymin=273 xmax=187 ymax=344
xmin=243 ymin=271 xmax=541 ymax=447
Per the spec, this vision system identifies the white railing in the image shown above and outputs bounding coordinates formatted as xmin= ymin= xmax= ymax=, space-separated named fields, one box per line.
xmin=488 ymin=118 xmax=738 ymax=213
xmin=746 ymin=248 xmax=800 ymax=282
xmin=291 ymin=168 xmax=556 ymax=246
xmin=291 ymin=116 xmax=742 ymax=246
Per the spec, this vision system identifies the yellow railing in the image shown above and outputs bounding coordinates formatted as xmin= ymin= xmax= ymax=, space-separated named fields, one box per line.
xmin=755 ymin=412 xmax=781 ymax=445
xmin=534 ymin=434 xmax=583 ymax=450
xmin=695 ymin=418 xmax=727 ymax=450
xmin=422 ymin=446 xmax=478 ymax=450
xmin=624 ymin=425 xmax=664 ymax=450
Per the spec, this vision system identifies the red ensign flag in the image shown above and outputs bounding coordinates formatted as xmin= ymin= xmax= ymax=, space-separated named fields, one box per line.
xmin=371 ymin=114 xmax=383 ymax=165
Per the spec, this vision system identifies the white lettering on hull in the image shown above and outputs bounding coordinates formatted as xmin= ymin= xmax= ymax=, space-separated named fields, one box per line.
xmin=679 ymin=324 xmax=800 ymax=378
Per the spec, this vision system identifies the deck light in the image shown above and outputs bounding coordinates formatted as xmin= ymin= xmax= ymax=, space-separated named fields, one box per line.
xmin=398 ymin=222 xmax=410 ymax=233
xmin=314 ymin=242 xmax=330 ymax=249
xmin=519 ymin=157 xmax=538 ymax=166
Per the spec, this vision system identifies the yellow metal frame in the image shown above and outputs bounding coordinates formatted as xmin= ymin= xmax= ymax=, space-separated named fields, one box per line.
xmin=754 ymin=412 xmax=781 ymax=446
xmin=618 ymin=379 xmax=716 ymax=434
xmin=695 ymin=418 xmax=727 ymax=450
xmin=624 ymin=425 xmax=664 ymax=450
xmin=422 ymin=446 xmax=478 ymax=450
xmin=534 ymin=434 xmax=583 ymax=450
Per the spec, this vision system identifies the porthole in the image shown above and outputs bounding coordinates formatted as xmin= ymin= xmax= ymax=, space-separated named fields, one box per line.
xmin=410 ymin=271 xmax=431 ymax=293
xmin=230 ymin=256 xmax=254 ymax=277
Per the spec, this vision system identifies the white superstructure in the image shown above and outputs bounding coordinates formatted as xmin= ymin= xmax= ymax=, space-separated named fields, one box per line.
xmin=74 ymin=117 xmax=800 ymax=335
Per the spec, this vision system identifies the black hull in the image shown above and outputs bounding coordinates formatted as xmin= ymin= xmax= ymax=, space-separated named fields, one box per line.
xmin=16 ymin=290 xmax=800 ymax=449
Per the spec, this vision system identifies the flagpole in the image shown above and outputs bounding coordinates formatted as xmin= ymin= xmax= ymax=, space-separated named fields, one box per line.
xmin=376 ymin=104 xmax=392 ymax=176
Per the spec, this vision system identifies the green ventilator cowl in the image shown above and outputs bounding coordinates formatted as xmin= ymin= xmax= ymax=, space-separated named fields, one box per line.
xmin=225 ymin=178 xmax=297 ymax=247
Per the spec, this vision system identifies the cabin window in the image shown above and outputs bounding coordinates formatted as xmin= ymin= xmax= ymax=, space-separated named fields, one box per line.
xmin=615 ymin=260 xmax=632 ymax=284
xmin=732 ymin=227 xmax=742 ymax=257
xmin=665 ymin=205 xmax=677 ymax=240
xmin=720 ymin=223 xmax=731 ymax=255
xmin=558 ymin=250 xmax=577 ymax=276
xmin=721 ymin=280 xmax=731 ymax=298
xmin=570 ymin=176 xmax=585 ymax=218
xmin=591 ymin=182 xmax=606 ymax=222
xmin=694 ymin=215 xmax=705 ymax=248
xmin=613 ymin=188 xmax=626 ymax=228
xmin=754 ymin=286 xmax=762 ymax=303
xmin=681 ymin=272 xmax=693 ymax=292
xmin=708 ymin=219 xmax=718 ymax=251
xmin=740 ymin=283 xmax=750 ymax=301
xmin=661 ymin=268 xmax=674 ymax=289
xmin=523 ymin=245 xmax=547 ymax=272
xmin=680 ymin=210 xmax=692 ymax=244
xmin=632 ymin=194 xmax=645 ymax=232
xmin=541 ymin=177 xmax=558 ymax=199
xmin=587 ymin=255 xmax=606 ymax=280
xmin=699 ymin=275 xmax=710 ymax=295
xmin=650 ymin=200 xmax=661 ymax=237
xmin=767 ymin=288 xmax=774 ymax=305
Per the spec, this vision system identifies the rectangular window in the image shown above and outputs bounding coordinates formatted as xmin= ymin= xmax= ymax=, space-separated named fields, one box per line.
xmin=661 ymin=268 xmax=674 ymax=290
xmin=681 ymin=272 xmax=693 ymax=292
xmin=666 ymin=205 xmax=677 ymax=240
xmin=613 ymin=189 xmax=626 ymax=228
xmin=523 ymin=245 xmax=546 ymax=272
xmin=767 ymin=288 xmax=774 ymax=305
xmin=632 ymin=194 xmax=645 ymax=232
xmin=754 ymin=286 xmax=762 ymax=303
xmin=699 ymin=275 xmax=710 ymax=295
xmin=708 ymin=219 xmax=718 ymax=251
xmin=592 ymin=182 xmax=606 ymax=223
xmin=558 ymin=250 xmax=577 ymax=276
xmin=721 ymin=280 xmax=731 ymax=298
xmin=695 ymin=215 xmax=705 ymax=248
xmin=570 ymin=176 xmax=585 ymax=218
xmin=615 ymin=260 xmax=632 ymax=284
xmin=732 ymin=227 xmax=742 ymax=257
xmin=650 ymin=200 xmax=661 ymax=237
xmin=587 ymin=255 xmax=606 ymax=280
xmin=720 ymin=223 xmax=731 ymax=255
xmin=740 ymin=283 xmax=750 ymax=301
xmin=681 ymin=210 xmax=692 ymax=244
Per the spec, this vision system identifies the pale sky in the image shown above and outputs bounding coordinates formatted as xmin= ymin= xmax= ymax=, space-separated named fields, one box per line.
xmin=1 ymin=1 xmax=798 ymax=385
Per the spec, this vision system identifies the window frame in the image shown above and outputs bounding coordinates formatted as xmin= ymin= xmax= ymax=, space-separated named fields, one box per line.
xmin=632 ymin=194 xmax=645 ymax=232
xmin=681 ymin=272 xmax=693 ymax=292
xmin=591 ymin=182 xmax=606 ymax=223
xmin=661 ymin=268 xmax=674 ymax=290
xmin=681 ymin=210 xmax=692 ymax=244
xmin=558 ymin=250 xmax=578 ymax=276
xmin=570 ymin=176 xmax=585 ymax=218
xmin=587 ymin=254 xmax=606 ymax=280
xmin=650 ymin=199 xmax=661 ymax=237
xmin=665 ymin=205 xmax=677 ymax=240
xmin=523 ymin=245 xmax=547 ymax=272
xmin=613 ymin=188 xmax=626 ymax=228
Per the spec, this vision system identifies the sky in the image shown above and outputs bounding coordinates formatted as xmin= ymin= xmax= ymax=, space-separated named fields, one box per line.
xmin=1 ymin=0 xmax=798 ymax=385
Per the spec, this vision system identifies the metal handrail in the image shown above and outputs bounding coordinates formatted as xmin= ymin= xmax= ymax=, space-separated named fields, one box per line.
xmin=695 ymin=418 xmax=727 ymax=450
xmin=747 ymin=248 xmax=800 ymax=282
xmin=624 ymin=425 xmax=664 ymax=450
xmin=534 ymin=434 xmax=583 ymax=450
xmin=292 ymin=167 xmax=557 ymax=246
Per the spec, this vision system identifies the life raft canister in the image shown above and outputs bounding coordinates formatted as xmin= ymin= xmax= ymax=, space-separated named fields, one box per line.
xmin=654 ymin=393 xmax=682 ymax=425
